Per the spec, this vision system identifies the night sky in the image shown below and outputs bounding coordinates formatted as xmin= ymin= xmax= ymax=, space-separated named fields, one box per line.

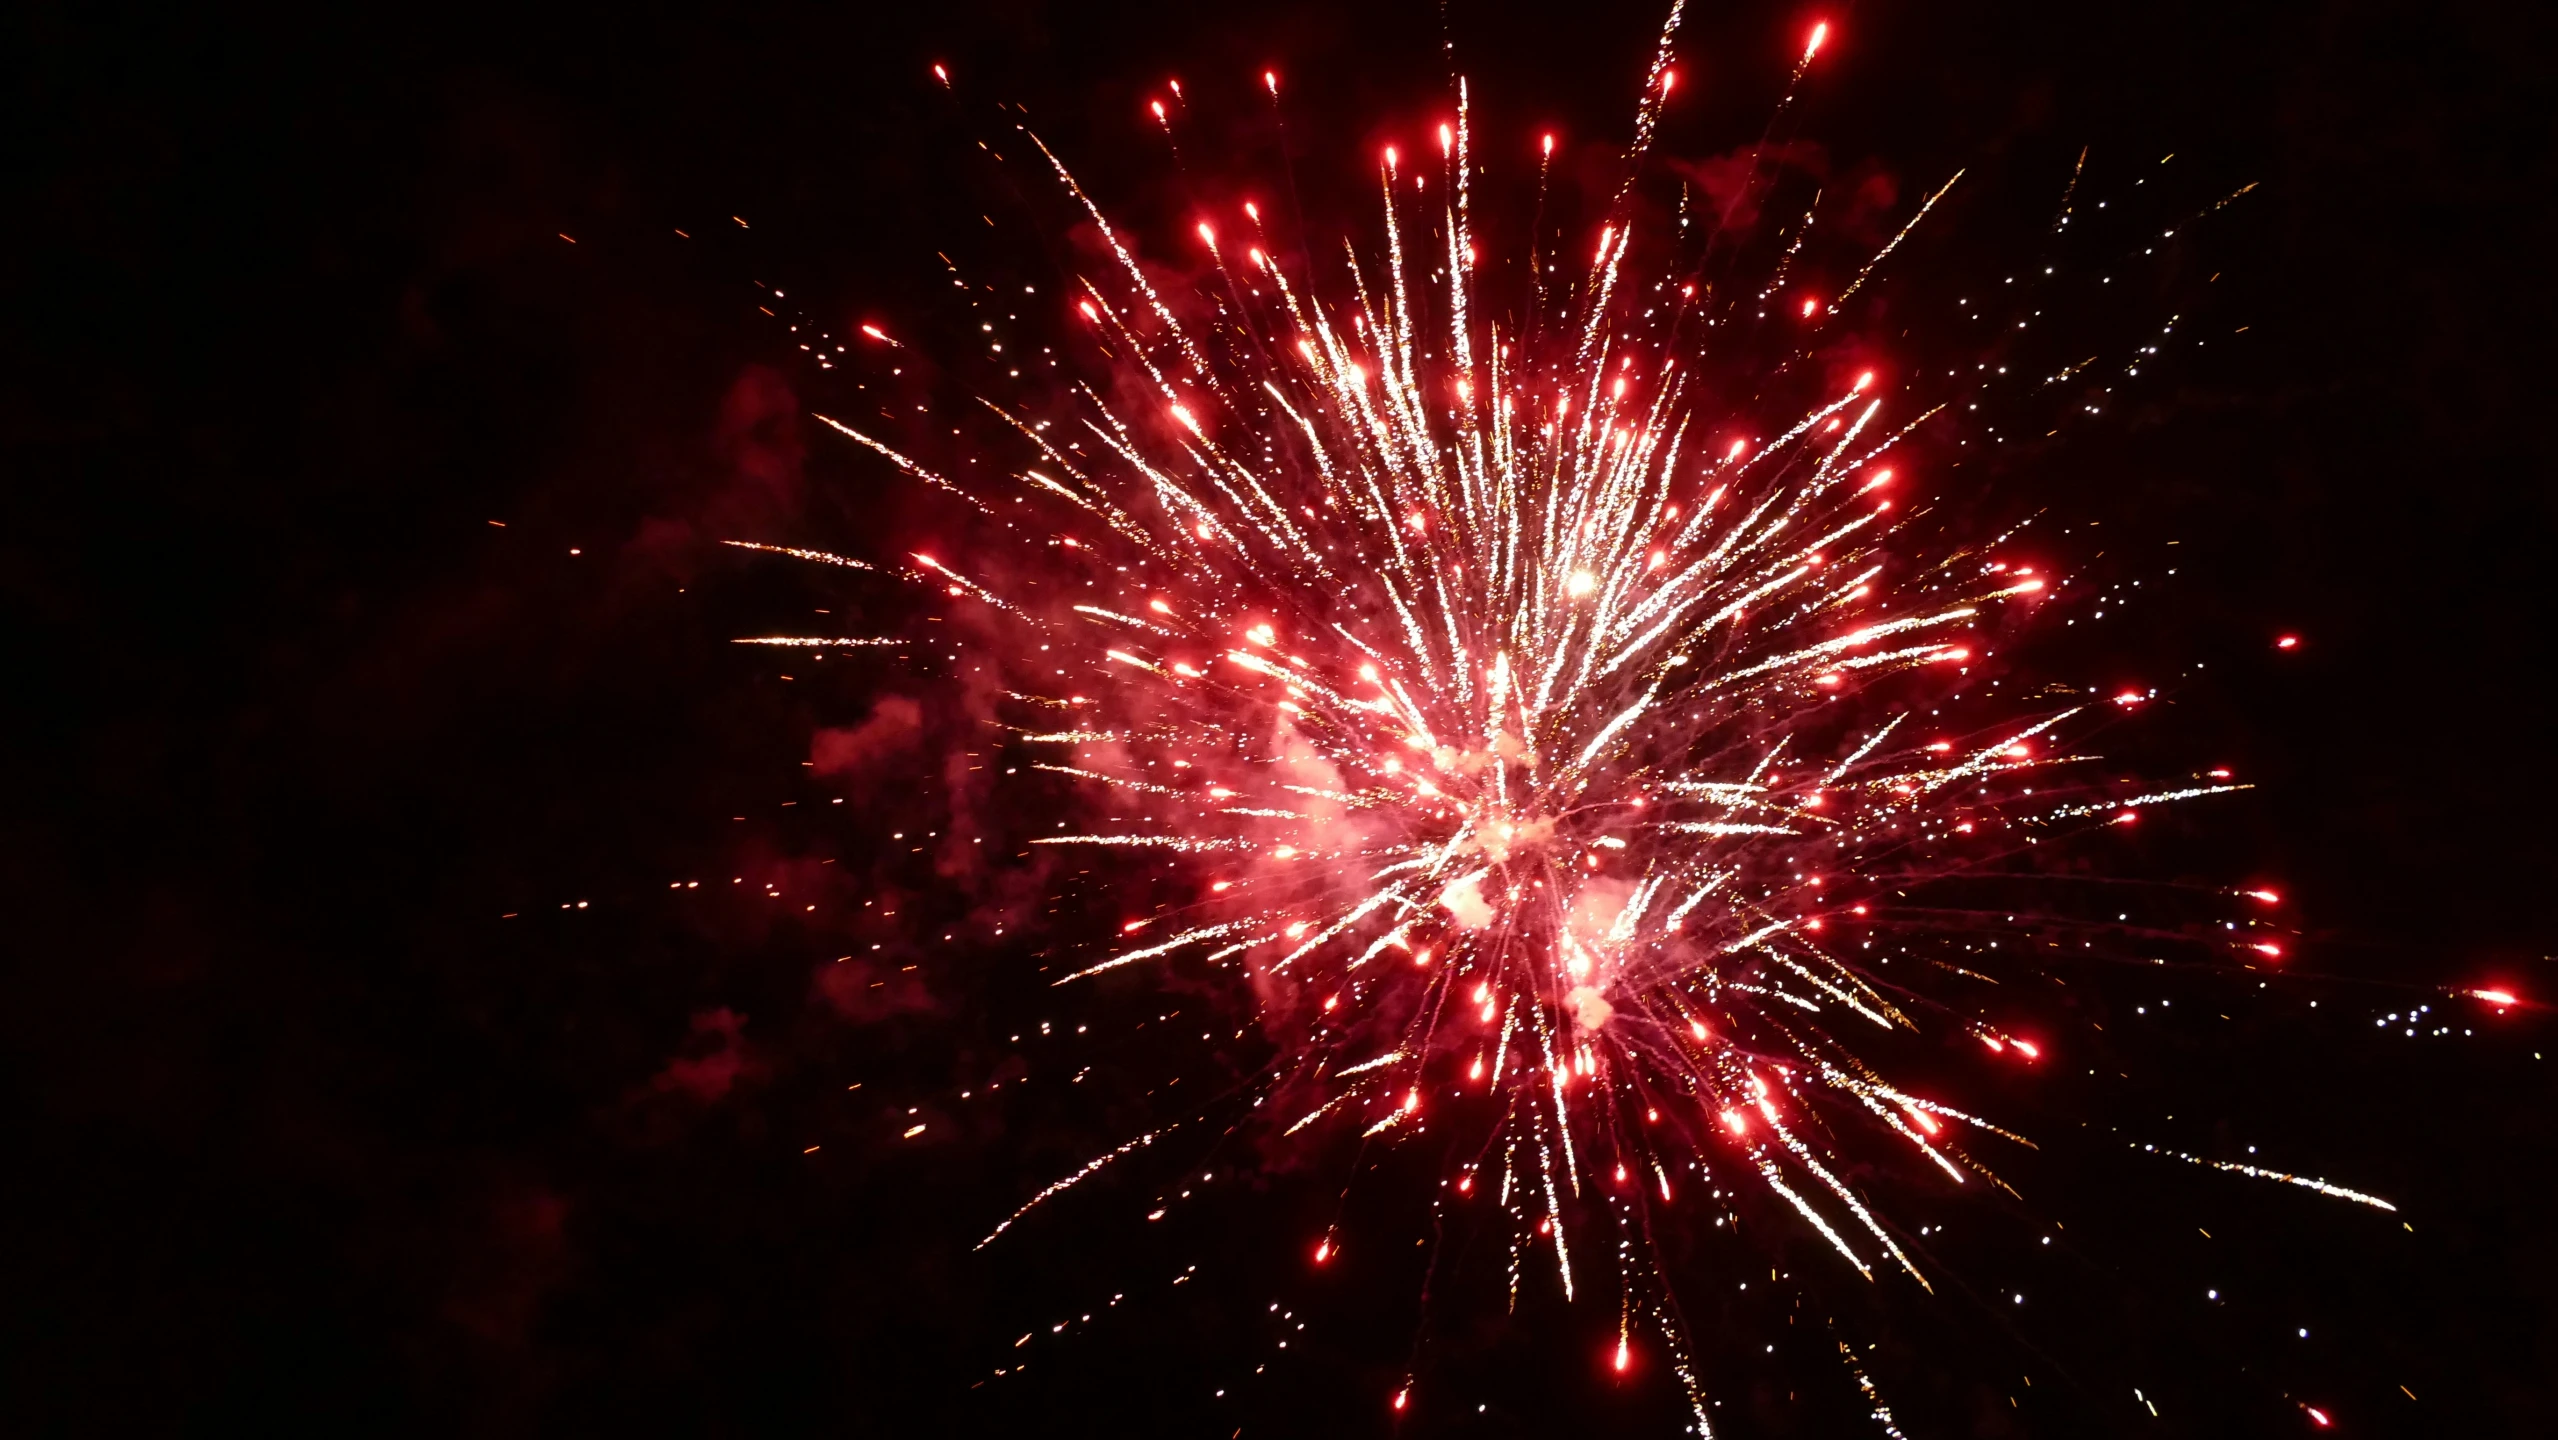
xmin=9 ymin=1 xmax=2556 ymax=1434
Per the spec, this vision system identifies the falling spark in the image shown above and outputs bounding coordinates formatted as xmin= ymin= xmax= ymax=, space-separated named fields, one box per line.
xmin=2136 ymin=1141 xmax=2398 ymax=1211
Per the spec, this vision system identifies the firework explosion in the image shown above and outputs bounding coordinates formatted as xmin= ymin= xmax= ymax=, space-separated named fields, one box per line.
xmin=740 ymin=11 xmax=2401 ymax=1429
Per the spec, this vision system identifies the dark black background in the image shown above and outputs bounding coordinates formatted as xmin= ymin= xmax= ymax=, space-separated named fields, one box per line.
xmin=6 ymin=0 xmax=2554 ymax=1434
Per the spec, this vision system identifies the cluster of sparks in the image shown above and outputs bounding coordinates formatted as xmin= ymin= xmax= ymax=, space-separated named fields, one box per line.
xmin=735 ymin=11 xmax=2452 ymax=1429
